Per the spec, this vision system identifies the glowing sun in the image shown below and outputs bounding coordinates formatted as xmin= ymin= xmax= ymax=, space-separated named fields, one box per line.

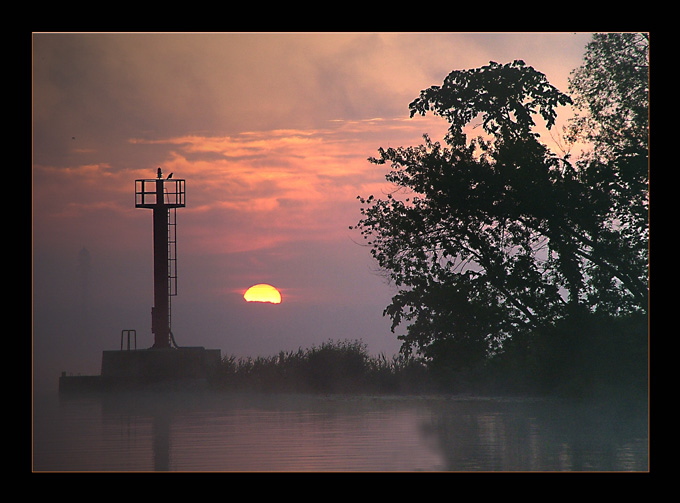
xmin=243 ymin=284 xmax=282 ymax=304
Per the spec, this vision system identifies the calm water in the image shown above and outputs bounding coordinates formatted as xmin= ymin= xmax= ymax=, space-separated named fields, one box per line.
xmin=33 ymin=390 xmax=648 ymax=472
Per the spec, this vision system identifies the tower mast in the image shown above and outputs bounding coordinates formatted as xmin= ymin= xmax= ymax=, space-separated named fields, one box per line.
xmin=135 ymin=168 xmax=185 ymax=349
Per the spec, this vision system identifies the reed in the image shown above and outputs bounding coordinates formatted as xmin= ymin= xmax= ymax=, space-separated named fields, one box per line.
xmin=213 ymin=339 xmax=434 ymax=394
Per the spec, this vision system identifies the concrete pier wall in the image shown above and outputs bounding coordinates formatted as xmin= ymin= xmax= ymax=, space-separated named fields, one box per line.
xmin=102 ymin=347 xmax=221 ymax=380
xmin=59 ymin=347 xmax=222 ymax=393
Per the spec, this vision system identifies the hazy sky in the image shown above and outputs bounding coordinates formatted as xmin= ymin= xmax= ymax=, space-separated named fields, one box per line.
xmin=32 ymin=32 xmax=594 ymax=390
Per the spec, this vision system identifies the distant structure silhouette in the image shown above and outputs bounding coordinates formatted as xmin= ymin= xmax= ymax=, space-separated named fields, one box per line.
xmin=77 ymin=246 xmax=91 ymax=320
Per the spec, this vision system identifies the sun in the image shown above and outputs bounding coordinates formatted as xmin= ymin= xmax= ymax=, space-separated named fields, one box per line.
xmin=243 ymin=284 xmax=282 ymax=304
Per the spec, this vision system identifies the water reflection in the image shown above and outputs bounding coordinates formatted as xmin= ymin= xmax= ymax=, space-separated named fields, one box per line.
xmin=422 ymin=397 xmax=648 ymax=471
xmin=153 ymin=415 xmax=170 ymax=471
xmin=100 ymin=393 xmax=445 ymax=471
xmin=33 ymin=392 xmax=647 ymax=472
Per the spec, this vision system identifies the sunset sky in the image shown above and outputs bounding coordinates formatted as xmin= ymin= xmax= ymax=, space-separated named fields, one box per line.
xmin=32 ymin=32 xmax=594 ymax=390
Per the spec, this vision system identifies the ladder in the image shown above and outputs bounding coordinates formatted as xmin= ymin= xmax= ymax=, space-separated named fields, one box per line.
xmin=165 ymin=190 xmax=178 ymax=333
xmin=168 ymin=206 xmax=177 ymax=297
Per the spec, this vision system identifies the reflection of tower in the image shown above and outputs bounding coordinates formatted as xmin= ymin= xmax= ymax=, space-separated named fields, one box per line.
xmin=135 ymin=169 xmax=185 ymax=349
xmin=153 ymin=414 xmax=171 ymax=471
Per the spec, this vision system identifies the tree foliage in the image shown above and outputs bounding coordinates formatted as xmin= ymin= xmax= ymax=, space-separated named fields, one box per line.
xmin=566 ymin=33 xmax=649 ymax=315
xmin=353 ymin=37 xmax=648 ymax=385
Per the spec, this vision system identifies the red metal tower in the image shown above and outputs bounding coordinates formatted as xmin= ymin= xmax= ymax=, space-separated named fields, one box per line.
xmin=58 ymin=170 xmax=221 ymax=392
xmin=135 ymin=168 xmax=185 ymax=349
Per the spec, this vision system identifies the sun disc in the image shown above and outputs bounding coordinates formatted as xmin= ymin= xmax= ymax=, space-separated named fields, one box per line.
xmin=244 ymin=284 xmax=282 ymax=304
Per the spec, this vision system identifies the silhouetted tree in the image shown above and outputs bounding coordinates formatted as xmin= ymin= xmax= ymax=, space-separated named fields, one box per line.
xmin=353 ymin=35 xmax=648 ymax=382
xmin=565 ymin=33 xmax=649 ymax=314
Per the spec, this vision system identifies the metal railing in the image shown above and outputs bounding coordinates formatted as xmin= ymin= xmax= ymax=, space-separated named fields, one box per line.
xmin=121 ymin=329 xmax=137 ymax=350
xmin=135 ymin=178 xmax=185 ymax=208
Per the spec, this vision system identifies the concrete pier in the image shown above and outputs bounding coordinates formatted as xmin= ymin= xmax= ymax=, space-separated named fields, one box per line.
xmin=59 ymin=347 xmax=221 ymax=393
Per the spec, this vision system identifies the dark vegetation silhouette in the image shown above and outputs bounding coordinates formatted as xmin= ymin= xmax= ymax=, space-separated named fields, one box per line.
xmin=213 ymin=339 xmax=435 ymax=394
xmin=355 ymin=33 xmax=648 ymax=399
xmin=214 ymin=34 xmax=648 ymax=400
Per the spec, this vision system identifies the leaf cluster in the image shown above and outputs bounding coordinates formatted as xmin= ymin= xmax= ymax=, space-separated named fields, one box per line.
xmin=409 ymin=60 xmax=572 ymax=145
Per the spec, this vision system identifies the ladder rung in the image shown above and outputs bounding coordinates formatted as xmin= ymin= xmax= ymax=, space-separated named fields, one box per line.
xmin=167 ymin=207 xmax=177 ymax=297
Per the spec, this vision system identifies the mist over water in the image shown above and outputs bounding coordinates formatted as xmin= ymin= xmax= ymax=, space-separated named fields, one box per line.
xmin=33 ymin=390 xmax=647 ymax=472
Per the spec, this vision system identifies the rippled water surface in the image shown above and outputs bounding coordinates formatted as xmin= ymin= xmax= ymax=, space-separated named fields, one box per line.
xmin=33 ymin=390 xmax=648 ymax=472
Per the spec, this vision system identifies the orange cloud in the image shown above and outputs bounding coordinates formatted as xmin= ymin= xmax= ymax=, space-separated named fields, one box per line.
xmin=34 ymin=116 xmax=449 ymax=258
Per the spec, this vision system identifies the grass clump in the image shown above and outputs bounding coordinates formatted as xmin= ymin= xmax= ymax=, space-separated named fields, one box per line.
xmin=213 ymin=339 xmax=433 ymax=394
